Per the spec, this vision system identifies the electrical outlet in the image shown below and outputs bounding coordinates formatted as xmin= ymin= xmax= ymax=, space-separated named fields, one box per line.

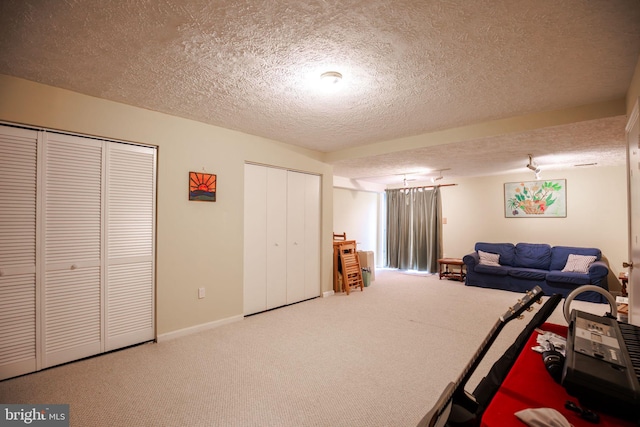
xmin=198 ymin=287 xmax=205 ymax=299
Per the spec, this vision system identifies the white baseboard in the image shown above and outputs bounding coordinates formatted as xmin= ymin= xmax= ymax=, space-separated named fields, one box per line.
xmin=322 ymin=290 xmax=335 ymax=298
xmin=156 ymin=314 xmax=243 ymax=342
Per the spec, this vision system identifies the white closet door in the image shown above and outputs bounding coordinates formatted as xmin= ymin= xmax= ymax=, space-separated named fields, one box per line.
xmin=105 ymin=143 xmax=156 ymax=351
xmin=286 ymin=171 xmax=306 ymax=304
xmin=266 ymin=168 xmax=287 ymax=309
xmin=243 ymin=164 xmax=268 ymax=315
xmin=0 ymin=126 xmax=38 ymax=381
xmin=42 ymin=133 xmax=103 ymax=368
xmin=244 ymin=165 xmax=320 ymax=315
xmin=304 ymin=173 xmax=321 ymax=299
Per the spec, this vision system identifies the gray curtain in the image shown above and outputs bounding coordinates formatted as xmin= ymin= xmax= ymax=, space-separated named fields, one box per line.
xmin=385 ymin=186 xmax=442 ymax=272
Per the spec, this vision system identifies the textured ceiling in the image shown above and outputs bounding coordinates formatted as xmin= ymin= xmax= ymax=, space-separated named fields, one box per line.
xmin=0 ymin=0 xmax=639 ymax=184
xmin=336 ymin=115 xmax=629 ymax=184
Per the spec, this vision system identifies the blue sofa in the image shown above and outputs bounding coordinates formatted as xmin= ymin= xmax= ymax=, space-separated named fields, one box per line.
xmin=462 ymin=242 xmax=609 ymax=303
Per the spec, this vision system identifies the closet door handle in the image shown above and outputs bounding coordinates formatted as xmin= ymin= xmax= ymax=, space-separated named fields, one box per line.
xmin=0 ymin=269 xmax=4 ymax=277
xmin=70 ymin=264 xmax=78 ymax=270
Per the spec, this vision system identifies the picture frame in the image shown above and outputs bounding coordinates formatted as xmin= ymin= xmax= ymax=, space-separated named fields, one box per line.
xmin=504 ymin=179 xmax=566 ymax=218
xmin=189 ymin=171 xmax=216 ymax=202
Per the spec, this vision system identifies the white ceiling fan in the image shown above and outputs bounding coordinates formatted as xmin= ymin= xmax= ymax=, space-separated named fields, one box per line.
xmin=395 ymin=172 xmax=421 ymax=186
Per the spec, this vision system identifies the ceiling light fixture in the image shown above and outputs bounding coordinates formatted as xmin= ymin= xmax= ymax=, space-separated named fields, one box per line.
xmin=320 ymin=71 xmax=342 ymax=85
xmin=431 ymin=169 xmax=447 ymax=183
xmin=526 ymin=154 xmax=541 ymax=179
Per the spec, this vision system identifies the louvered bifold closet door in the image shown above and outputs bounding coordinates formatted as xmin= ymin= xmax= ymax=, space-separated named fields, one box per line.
xmin=105 ymin=143 xmax=156 ymax=351
xmin=0 ymin=126 xmax=38 ymax=381
xmin=42 ymin=134 xmax=103 ymax=369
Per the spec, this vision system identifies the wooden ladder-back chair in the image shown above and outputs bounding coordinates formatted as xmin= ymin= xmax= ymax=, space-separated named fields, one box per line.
xmin=333 ymin=232 xmax=347 ymax=241
xmin=339 ymin=242 xmax=364 ymax=295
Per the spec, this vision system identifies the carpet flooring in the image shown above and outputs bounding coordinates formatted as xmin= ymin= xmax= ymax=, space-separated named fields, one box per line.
xmin=0 ymin=269 xmax=607 ymax=426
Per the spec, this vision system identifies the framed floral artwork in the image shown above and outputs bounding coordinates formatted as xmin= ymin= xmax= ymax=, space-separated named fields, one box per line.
xmin=504 ymin=179 xmax=566 ymax=218
xmin=189 ymin=171 xmax=216 ymax=202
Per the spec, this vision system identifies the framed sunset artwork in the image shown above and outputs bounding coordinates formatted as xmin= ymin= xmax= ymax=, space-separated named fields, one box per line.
xmin=189 ymin=172 xmax=217 ymax=202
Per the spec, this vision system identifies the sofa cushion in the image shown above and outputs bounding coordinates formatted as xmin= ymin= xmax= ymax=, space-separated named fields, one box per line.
xmin=475 ymin=264 xmax=510 ymax=276
xmin=508 ymin=268 xmax=548 ymax=280
xmin=546 ymin=271 xmax=592 ymax=286
xmin=588 ymin=261 xmax=609 ymax=282
xmin=561 ymin=254 xmax=597 ymax=274
xmin=475 ymin=242 xmax=515 ymax=266
xmin=550 ymin=246 xmax=601 ymax=271
xmin=478 ymin=250 xmax=501 ymax=266
xmin=514 ymin=243 xmax=551 ymax=270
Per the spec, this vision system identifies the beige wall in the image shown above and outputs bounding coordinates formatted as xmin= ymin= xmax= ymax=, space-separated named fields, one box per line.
xmin=332 ymin=188 xmax=380 ymax=253
xmin=440 ymin=166 xmax=628 ymax=293
xmin=337 ymin=165 xmax=628 ymax=294
xmin=0 ymin=75 xmax=334 ymax=337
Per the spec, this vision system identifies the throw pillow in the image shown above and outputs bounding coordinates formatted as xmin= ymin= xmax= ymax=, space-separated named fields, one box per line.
xmin=515 ymin=408 xmax=571 ymax=427
xmin=478 ymin=250 xmax=501 ymax=267
xmin=562 ymin=254 xmax=596 ymax=273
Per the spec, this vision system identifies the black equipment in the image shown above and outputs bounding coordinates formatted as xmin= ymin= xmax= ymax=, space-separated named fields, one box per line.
xmin=542 ymin=341 xmax=565 ymax=383
xmin=472 ymin=293 xmax=563 ymax=410
xmin=562 ymin=309 xmax=640 ymax=420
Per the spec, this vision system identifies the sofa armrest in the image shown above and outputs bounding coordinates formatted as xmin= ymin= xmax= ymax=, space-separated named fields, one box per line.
xmin=463 ymin=252 xmax=479 ymax=270
xmin=588 ymin=260 xmax=609 ymax=287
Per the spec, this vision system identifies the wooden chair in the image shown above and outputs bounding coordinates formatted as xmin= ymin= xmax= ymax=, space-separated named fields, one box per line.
xmin=333 ymin=232 xmax=347 ymax=241
xmin=339 ymin=242 xmax=364 ymax=295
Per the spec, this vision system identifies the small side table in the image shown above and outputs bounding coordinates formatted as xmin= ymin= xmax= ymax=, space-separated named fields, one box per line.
xmin=438 ymin=258 xmax=466 ymax=281
xmin=618 ymin=273 xmax=628 ymax=297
